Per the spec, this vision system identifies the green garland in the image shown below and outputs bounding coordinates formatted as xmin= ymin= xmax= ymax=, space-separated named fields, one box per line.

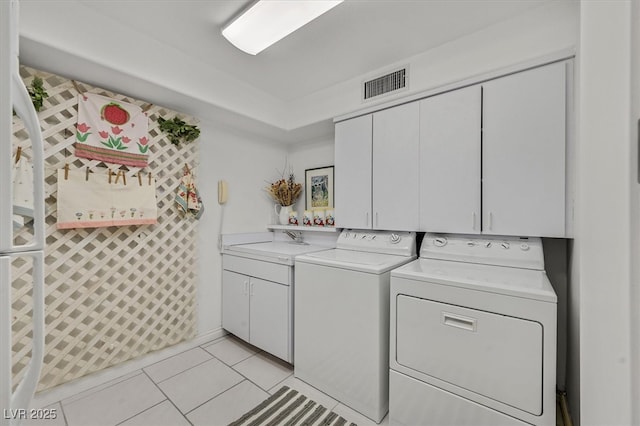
xmin=157 ymin=117 xmax=200 ymax=146
xmin=29 ymin=76 xmax=49 ymax=112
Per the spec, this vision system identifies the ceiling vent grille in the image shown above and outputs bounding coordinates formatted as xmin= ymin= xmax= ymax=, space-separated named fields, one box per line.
xmin=363 ymin=68 xmax=407 ymax=100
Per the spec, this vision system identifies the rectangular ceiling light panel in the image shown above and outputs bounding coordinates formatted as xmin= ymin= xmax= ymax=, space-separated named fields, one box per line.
xmin=222 ymin=0 xmax=343 ymax=55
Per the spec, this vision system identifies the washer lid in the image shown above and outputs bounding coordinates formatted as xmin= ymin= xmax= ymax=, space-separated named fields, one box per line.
xmin=223 ymin=241 xmax=330 ymax=264
xmin=392 ymin=258 xmax=557 ymax=303
xmin=297 ymin=249 xmax=417 ymax=274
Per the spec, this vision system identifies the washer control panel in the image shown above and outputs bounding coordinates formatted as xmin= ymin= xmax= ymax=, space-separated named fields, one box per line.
xmin=337 ymin=230 xmax=417 ymax=256
xmin=420 ymin=233 xmax=545 ymax=270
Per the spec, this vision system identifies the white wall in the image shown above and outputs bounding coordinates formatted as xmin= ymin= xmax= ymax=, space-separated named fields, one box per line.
xmin=197 ymin=133 xmax=335 ymax=336
xmin=630 ymin=2 xmax=640 ymax=425
xmin=196 ymin=121 xmax=287 ymax=335
xmin=577 ymin=2 xmax=632 ymax=424
xmin=287 ymin=0 xmax=578 ymax=128
xmin=287 ymin=138 xmax=336 ymax=215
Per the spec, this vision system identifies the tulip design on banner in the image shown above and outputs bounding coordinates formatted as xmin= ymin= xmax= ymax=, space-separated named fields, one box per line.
xmin=75 ymin=93 xmax=150 ymax=167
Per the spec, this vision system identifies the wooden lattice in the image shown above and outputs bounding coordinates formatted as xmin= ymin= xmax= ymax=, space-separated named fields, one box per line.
xmin=11 ymin=66 xmax=199 ymax=391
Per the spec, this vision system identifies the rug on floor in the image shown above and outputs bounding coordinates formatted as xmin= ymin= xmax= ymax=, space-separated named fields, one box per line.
xmin=228 ymin=385 xmax=357 ymax=426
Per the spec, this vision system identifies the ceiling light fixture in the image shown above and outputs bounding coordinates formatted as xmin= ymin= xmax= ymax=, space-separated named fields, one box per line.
xmin=222 ymin=0 xmax=344 ymax=55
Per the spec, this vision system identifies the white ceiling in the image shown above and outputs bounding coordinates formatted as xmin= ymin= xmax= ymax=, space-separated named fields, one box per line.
xmin=18 ymin=0 xmax=559 ymax=141
xmin=70 ymin=0 xmax=548 ymax=101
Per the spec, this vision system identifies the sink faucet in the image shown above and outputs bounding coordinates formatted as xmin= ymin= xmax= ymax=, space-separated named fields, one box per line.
xmin=284 ymin=230 xmax=304 ymax=243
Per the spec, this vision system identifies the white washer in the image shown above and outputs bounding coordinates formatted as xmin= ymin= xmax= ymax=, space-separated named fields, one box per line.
xmin=294 ymin=229 xmax=417 ymax=423
xmin=389 ymin=234 xmax=557 ymax=426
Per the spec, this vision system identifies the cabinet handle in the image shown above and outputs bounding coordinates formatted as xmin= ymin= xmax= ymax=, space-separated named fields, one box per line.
xmin=375 ymin=212 xmax=379 ymax=227
xmin=244 ymin=281 xmax=248 ymax=296
xmin=488 ymin=212 xmax=493 ymax=231
xmin=250 ymin=282 xmax=254 ymax=297
xmin=472 ymin=212 xmax=476 ymax=230
xmin=366 ymin=212 xmax=369 ymax=227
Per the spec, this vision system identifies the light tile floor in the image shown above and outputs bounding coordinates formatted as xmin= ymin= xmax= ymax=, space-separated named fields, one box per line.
xmin=24 ymin=335 xmax=386 ymax=426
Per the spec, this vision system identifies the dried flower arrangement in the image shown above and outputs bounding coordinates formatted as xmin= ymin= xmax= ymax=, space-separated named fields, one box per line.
xmin=266 ymin=164 xmax=302 ymax=207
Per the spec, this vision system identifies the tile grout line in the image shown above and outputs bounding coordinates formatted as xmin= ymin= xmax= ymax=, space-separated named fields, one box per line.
xmin=59 ymin=400 xmax=69 ymax=426
xmin=182 ymin=379 xmax=250 ymax=416
xmin=60 ymin=371 xmax=145 ymax=408
xmin=230 ymin=352 xmax=294 ymax=393
xmin=153 ymin=355 xmax=216 ymax=385
xmin=113 ymin=399 xmax=169 ymax=426
xmin=141 ymin=369 xmax=194 ymax=426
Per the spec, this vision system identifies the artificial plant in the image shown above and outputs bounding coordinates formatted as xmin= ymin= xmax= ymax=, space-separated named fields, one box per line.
xmin=157 ymin=116 xmax=200 ymax=146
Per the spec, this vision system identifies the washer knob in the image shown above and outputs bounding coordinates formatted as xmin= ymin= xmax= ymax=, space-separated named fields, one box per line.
xmin=484 ymin=241 xmax=492 ymax=248
xmin=390 ymin=233 xmax=401 ymax=244
xmin=501 ymin=242 xmax=510 ymax=249
xmin=466 ymin=241 xmax=476 ymax=247
xmin=433 ymin=237 xmax=447 ymax=247
xmin=520 ymin=243 xmax=530 ymax=251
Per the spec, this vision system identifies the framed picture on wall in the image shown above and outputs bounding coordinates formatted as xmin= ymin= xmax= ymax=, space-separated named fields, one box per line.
xmin=305 ymin=166 xmax=334 ymax=210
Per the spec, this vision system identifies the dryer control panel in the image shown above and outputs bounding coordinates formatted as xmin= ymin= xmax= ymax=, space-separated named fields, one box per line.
xmin=421 ymin=233 xmax=545 ymax=270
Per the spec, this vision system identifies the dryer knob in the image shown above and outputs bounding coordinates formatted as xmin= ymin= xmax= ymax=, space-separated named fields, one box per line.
xmin=390 ymin=233 xmax=401 ymax=244
xmin=501 ymin=242 xmax=510 ymax=249
xmin=434 ymin=237 xmax=447 ymax=247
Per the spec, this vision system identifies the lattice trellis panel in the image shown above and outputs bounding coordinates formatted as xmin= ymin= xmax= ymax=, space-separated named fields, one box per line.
xmin=11 ymin=66 xmax=199 ymax=391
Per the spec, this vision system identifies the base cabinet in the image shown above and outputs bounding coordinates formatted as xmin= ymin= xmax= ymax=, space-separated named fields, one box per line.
xmin=222 ymin=255 xmax=292 ymax=363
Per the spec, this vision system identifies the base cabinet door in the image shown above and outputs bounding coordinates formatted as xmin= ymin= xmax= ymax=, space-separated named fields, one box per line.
xmin=222 ymin=270 xmax=249 ymax=341
xmin=249 ymin=278 xmax=289 ymax=361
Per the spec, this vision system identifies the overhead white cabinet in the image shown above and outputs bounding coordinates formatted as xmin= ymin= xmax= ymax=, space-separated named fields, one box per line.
xmin=334 ymin=102 xmax=419 ymax=231
xmin=335 ymin=114 xmax=372 ymax=229
xmin=418 ymin=61 xmax=568 ymax=237
xmin=222 ymin=256 xmax=291 ymax=362
xmin=373 ymin=102 xmax=420 ymax=231
xmin=419 ymin=86 xmax=482 ymax=234
xmin=482 ymin=62 xmax=566 ymax=237
xmin=336 ymin=59 xmax=570 ymax=237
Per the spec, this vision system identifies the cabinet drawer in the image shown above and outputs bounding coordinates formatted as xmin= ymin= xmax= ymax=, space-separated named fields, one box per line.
xmin=223 ymin=254 xmax=290 ymax=285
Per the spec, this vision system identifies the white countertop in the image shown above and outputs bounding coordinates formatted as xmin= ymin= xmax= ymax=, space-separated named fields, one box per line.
xmin=223 ymin=241 xmax=330 ymax=265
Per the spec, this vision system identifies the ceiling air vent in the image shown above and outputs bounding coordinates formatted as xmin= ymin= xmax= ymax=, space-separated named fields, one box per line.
xmin=363 ymin=68 xmax=407 ymax=101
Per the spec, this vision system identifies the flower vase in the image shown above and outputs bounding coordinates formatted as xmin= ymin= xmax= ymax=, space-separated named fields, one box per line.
xmin=275 ymin=204 xmax=293 ymax=225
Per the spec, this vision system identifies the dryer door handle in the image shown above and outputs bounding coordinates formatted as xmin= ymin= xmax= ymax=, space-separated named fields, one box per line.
xmin=442 ymin=312 xmax=477 ymax=332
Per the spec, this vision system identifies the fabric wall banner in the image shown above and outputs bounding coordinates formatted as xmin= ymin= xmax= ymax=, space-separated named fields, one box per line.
xmin=75 ymin=93 xmax=150 ymax=167
xmin=57 ymin=168 xmax=158 ymax=229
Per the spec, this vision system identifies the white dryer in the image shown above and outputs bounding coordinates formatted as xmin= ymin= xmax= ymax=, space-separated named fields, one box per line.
xmin=389 ymin=234 xmax=557 ymax=426
xmin=294 ymin=229 xmax=417 ymax=423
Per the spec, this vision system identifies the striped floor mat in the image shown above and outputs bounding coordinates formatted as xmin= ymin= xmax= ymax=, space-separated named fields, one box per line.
xmin=228 ymin=385 xmax=357 ymax=426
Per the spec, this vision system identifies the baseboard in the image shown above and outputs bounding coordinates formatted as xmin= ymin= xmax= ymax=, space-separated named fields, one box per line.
xmin=31 ymin=328 xmax=227 ymax=408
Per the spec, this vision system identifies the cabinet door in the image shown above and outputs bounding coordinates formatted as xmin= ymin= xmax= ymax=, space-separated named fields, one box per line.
xmin=419 ymin=86 xmax=481 ymax=233
xmin=335 ymin=114 xmax=373 ymax=229
xmin=373 ymin=102 xmax=420 ymax=231
xmin=482 ymin=62 xmax=566 ymax=237
xmin=249 ymin=278 xmax=289 ymax=361
xmin=222 ymin=270 xmax=250 ymax=341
